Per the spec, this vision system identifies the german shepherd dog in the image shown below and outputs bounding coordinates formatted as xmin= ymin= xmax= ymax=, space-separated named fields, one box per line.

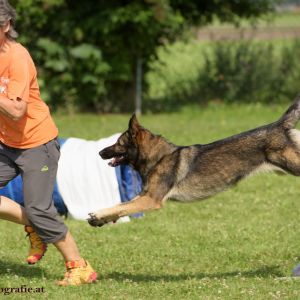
xmin=88 ymin=94 xmax=300 ymax=228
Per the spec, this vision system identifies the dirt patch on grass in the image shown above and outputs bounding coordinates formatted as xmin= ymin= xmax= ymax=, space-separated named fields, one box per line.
xmin=198 ymin=26 xmax=300 ymax=41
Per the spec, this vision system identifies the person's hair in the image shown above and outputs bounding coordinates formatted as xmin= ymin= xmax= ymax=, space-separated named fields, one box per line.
xmin=0 ymin=0 xmax=18 ymax=40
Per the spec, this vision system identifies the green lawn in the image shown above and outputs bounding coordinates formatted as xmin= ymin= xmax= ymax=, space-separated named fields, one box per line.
xmin=1 ymin=103 xmax=300 ymax=299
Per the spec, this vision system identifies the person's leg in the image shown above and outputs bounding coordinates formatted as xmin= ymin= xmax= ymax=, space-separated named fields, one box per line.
xmin=54 ymin=231 xmax=81 ymax=261
xmin=0 ymin=147 xmax=46 ymax=264
xmin=20 ymin=139 xmax=97 ymax=285
xmin=20 ymin=140 xmax=74 ymax=248
xmin=0 ymin=148 xmax=27 ymax=224
xmin=0 ymin=195 xmax=29 ymax=225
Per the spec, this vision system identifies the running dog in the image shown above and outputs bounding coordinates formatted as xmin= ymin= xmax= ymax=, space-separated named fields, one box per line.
xmin=88 ymin=94 xmax=300 ymax=227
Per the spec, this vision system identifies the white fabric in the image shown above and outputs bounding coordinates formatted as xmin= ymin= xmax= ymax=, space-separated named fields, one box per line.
xmin=57 ymin=134 xmax=122 ymax=220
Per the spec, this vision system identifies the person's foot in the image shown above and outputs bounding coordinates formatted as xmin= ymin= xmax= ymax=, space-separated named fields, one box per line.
xmin=57 ymin=259 xmax=98 ymax=286
xmin=24 ymin=225 xmax=47 ymax=264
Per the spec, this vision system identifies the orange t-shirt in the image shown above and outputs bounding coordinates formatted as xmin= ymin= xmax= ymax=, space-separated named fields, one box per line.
xmin=0 ymin=41 xmax=58 ymax=149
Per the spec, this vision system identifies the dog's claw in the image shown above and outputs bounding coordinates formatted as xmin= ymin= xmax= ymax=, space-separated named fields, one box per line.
xmin=87 ymin=213 xmax=106 ymax=227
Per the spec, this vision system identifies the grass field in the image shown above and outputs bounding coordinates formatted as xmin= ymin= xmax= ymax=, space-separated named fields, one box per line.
xmin=2 ymin=103 xmax=300 ymax=299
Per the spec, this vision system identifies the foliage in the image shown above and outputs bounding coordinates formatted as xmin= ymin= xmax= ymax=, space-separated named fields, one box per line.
xmin=145 ymin=40 xmax=205 ymax=111
xmin=35 ymin=38 xmax=110 ymax=112
xmin=197 ymin=39 xmax=300 ymax=104
xmin=146 ymin=38 xmax=300 ymax=109
xmin=9 ymin=0 xmax=277 ymax=112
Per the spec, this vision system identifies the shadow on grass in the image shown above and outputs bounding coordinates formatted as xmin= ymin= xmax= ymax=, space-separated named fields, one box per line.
xmin=0 ymin=260 xmax=52 ymax=279
xmin=105 ymin=265 xmax=285 ymax=283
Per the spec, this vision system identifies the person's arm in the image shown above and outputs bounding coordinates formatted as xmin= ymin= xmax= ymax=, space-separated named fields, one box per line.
xmin=1 ymin=47 xmax=30 ymax=121
xmin=0 ymin=94 xmax=27 ymax=121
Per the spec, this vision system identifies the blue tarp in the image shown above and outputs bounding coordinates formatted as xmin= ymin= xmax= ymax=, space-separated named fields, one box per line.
xmin=116 ymin=163 xmax=143 ymax=218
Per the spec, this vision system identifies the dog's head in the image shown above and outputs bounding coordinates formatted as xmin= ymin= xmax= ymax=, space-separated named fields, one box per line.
xmin=99 ymin=114 xmax=145 ymax=168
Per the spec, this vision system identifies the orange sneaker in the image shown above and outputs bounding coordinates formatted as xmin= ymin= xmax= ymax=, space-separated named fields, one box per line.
xmin=57 ymin=260 xmax=98 ymax=286
xmin=24 ymin=225 xmax=47 ymax=264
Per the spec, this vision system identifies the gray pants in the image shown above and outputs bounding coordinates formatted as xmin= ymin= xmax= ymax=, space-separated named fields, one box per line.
xmin=0 ymin=139 xmax=68 ymax=243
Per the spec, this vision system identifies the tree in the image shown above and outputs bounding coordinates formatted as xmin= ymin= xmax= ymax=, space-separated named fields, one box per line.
xmin=11 ymin=0 xmax=278 ymax=112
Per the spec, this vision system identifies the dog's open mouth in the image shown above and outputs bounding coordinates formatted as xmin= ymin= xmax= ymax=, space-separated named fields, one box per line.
xmin=108 ymin=155 xmax=125 ymax=167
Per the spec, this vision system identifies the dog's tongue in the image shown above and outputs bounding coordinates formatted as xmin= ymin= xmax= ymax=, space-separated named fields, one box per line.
xmin=108 ymin=158 xmax=117 ymax=167
xmin=108 ymin=156 xmax=123 ymax=167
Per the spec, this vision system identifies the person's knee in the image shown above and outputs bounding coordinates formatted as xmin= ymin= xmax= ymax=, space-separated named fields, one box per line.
xmin=24 ymin=205 xmax=49 ymax=224
xmin=24 ymin=206 xmax=37 ymax=220
xmin=24 ymin=205 xmax=68 ymax=243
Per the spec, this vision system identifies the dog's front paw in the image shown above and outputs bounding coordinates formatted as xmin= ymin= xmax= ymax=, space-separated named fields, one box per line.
xmin=87 ymin=212 xmax=120 ymax=227
xmin=87 ymin=213 xmax=107 ymax=227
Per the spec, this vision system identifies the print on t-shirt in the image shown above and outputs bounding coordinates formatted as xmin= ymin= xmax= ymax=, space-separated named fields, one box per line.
xmin=0 ymin=77 xmax=9 ymax=95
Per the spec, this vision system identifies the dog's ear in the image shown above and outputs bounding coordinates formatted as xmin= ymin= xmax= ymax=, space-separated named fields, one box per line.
xmin=128 ymin=113 xmax=140 ymax=136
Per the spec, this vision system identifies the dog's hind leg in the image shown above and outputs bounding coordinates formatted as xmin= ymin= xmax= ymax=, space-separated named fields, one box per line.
xmin=88 ymin=195 xmax=163 ymax=227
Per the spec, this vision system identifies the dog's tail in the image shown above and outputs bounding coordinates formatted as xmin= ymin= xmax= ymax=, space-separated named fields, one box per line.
xmin=279 ymin=93 xmax=300 ymax=129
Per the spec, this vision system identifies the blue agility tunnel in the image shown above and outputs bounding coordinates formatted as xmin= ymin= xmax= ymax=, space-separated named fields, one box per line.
xmin=0 ymin=137 xmax=143 ymax=219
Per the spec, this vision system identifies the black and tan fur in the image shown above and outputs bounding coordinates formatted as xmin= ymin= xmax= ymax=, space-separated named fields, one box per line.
xmin=88 ymin=94 xmax=300 ymax=227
